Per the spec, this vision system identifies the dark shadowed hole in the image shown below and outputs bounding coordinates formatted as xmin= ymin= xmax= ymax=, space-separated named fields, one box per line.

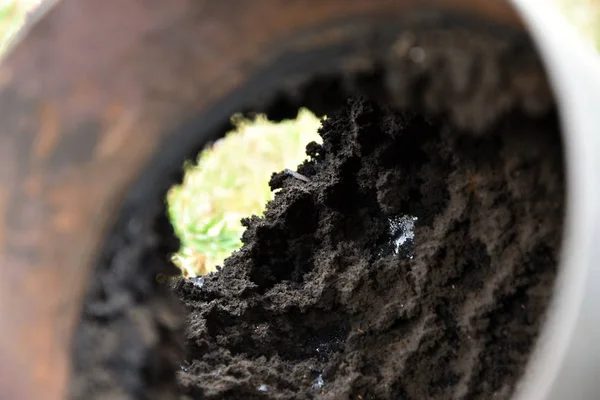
xmin=69 ymin=25 xmax=565 ymax=400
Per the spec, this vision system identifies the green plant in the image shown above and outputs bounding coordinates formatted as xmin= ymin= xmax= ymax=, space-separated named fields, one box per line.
xmin=167 ymin=108 xmax=322 ymax=276
xmin=0 ymin=0 xmax=36 ymax=53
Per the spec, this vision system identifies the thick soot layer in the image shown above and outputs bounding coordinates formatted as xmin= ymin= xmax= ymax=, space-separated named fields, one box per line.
xmin=173 ymin=97 xmax=564 ymax=399
xmin=70 ymin=202 xmax=185 ymax=400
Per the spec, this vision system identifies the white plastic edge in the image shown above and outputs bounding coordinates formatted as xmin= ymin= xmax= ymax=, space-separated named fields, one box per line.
xmin=510 ymin=1 xmax=600 ymax=399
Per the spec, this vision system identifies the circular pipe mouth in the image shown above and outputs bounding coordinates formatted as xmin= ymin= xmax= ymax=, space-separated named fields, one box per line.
xmin=72 ymin=6 xmax=566 ymax=400
xmin=0 ymin=0 xmax=593 ymax=398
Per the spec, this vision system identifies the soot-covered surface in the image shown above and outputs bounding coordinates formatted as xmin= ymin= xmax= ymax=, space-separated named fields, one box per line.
xmin=173 ymin=97 xmax=564 ymax=399
xmin=69 ymin=203 xmax=185 ymax=400
xmin=70 ymin=24 xmax=563 ymax=400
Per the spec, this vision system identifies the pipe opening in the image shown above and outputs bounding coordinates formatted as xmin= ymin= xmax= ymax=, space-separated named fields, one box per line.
xmin=70 ymin=22 xmax=565 ymax=400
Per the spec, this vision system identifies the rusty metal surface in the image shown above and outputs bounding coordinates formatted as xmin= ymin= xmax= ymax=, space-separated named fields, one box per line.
xmin=0 ymin=0 xmax=523 ymax=399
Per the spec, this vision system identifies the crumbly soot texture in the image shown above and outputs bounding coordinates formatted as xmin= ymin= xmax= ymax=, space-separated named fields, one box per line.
xmin=71 ymin=26 xmax=564 ymax=400
xmin=173 ymin=97 xmax=564 ymax=399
